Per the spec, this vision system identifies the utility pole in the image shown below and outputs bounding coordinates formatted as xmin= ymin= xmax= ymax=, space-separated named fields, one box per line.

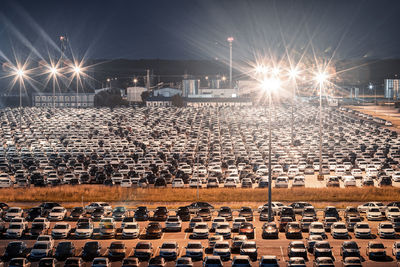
xmin=227 ymin=37 xmax=234 ymax=89
xmin=146 ymin=69 xmax=150 ymax=91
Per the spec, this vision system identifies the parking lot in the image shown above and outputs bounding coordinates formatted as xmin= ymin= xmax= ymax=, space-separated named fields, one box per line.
xmin=0 ymin=206 xmax=400 ymax=266
xmin=0 ymin=105 xmax=400 ymax=191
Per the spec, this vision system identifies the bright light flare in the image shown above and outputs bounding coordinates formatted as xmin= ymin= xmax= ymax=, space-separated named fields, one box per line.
xmin=15 ymin=68 xmax=25 ymax=78
xmin=261 ymin=76 xmax=281 ymax=93
xmin=272 ymin=67 xmax=280 ymax=76
xmin=227 ymin=36 xmax=234 ymax=43
xmin=289 ymin=68 xmax=299 ymax=79
xmin=315 ymin=72 xmax=328 ymax=85
xmin=50 ymin=67 xmax=58 ymax=75
xmin=73 ymin=65 xmax=81 ymax=74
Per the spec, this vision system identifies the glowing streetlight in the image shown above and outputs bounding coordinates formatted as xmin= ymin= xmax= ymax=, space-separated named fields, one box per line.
xmin=260 ymin=75 xmax=281 ymax=223
xmin=14 ymin=67 xmax=26 ymax=108
xmin=221 ymin=76 xmax=227 ymax=81
xmin=314 ymin=71 xmax=328 ymax=180
xmin=289 ymin=68 xmax=299 ymax=79
xmin=255 ymin=65 xmax=268 ymax=74
xmin=15 ymin=69 xmax=25 ymax=78
xmin=47 ymin=65 xmax=59 ymax=109
xmin=227 ymin=36 xmax=234 ymax=88
xmin=72 ymin=64 xmax=83 ymax=108
xmin=272 ymin=67 xmax=280 ymax=76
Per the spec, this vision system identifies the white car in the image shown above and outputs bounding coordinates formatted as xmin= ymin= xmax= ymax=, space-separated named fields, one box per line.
xmin=351 ymin=169 xmax=363 ymax=179
xmin=189 ymin=178 xmax=201 ymax=188
xmin=212 ymin=241 xmax=231 ymax=261
xmin=99 ymin=218 xmax=115 ymax=228
xmin=378 ymin=222 xmax=396 ymax=238
xmin=165 ymin=216 xmax=182 ymax=232
xmin=48 ymin=207 xmax=67 ymax=221
xmin=386 ymin=207 xmax=400 ymax=220
xmin=51 ymin=222 xmax=71 ymax=239
xmin=331 ymin=222 xmax=349 ymax=239
xmin=85 ymin=202 xmax=112 ymax=213
xmin=192 ymin=222 xmax=209 ymax=239
xmin=75 ymin=222 xmax=94 ymax=239
xmin=343 ymin=176 xmax=356 ymax=187
xmin=6 ymin=223 xmax=25 ymax=238
xmin=215 ymin=222 xmax=231 ymax=239
xmin=367 ymin=207 xmax=385 ymax=221
xmin=212 ymin=217 xmax=227 ymax=230
xmin=393 ymin=172 xmax=400 ymax=182
xmin=257 ymin=202 xmax=284 ymax=214
xmin=172 ymin=178 xmax=185 ymax=188
xmin=5 ymin=207 xmax=23 ymax=221
xmin=120 ymin=179 xmax=133 ymax=187
xmin=292 ymin=176 xmax=305 ymax=187
xmin=10 ymin=217 xmax=28 ymax=230
xmin=275 ymin=176 xmax=289 ymax=188
xmin=309 ymin=222 xmax=325 ymax=237
xmin=122 ymin=222 xmax=140 ymax=239
xmin=224 ymin=178 xmax=237 ymax=188
xmin=357 ymin=202 xmax=386 ymax=213
xmin=354 ymin=222 xmax=371 ymax=238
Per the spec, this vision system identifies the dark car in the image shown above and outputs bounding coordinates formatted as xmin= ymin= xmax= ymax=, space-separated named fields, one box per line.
xmin=0 ymin=203 xmax=9 ymax=211
xmin=362 ymin=178 xmax=374 ymax=187
xmin=152 ymin=207 xmax=168 ymax=221
xmin=176 ymin=207 xmax=191 ymax=221
xmin=379 ymin=176 xmax=392 ymax=186
xmin=279 ymin=217 xmax=293 ymax=232
xmin=324 ymin=206 xmax=340 ymax=220
xmin=154 ymin=178 xmax=167 ymax=188
xmin=82 ymin=241 xmax=102 ymax=261
xmin=134 ymin=206 xmax=149 ymax=221
xmin=218 ymin=207 xmax=233 ymax=221
xmin=302 ymin=207 xmax=317 ymax=220
xmin=30 ymin=223 xmax=48 ymax=237
xmin=239 ymin=222 xmax=255 ymax=239
xmin=91 ymin=207 xmax=106 ymax=221
xmin=239 ymin=207 xmax=253 ymax=221
xmin=259 ymin=208 xmax=274 ymax=221
xmin=108 ymin=241 xmax=127 ymax=261
xmin=346 ymin=217 xmax=362 ymax=232
xmin=285 ymin=222 xmax=302 ymax=239
xmin=262 ymin=222 xmax=279 ymax=239
xmin=290 ymin=202 xmax=311 ymax=214
xmin=340 ymin=241 xmax=360 ymax=260
xmin=55 ymin=242 xmax=76 ymax=261
xmin=392 ymin=217 xmax=400 ymax=232
xmin=197 ymin=208 xmax=212 ymax=221
xmin=64 ymin=257 xmax=83 ymax=267
xmin=121 ymin=257 xmax=139 ymax=267
xmin=134 ymin=241 xmax=154 ymax=261
xmin=148 ymin=256 xmax=165 ymax=267
xmin=69 ymin=207 xmax=85 ymax=221
xmin=27 ymin=207 xmax=44 ymax=221
xmin=3 ymin=241 xmax=28 ymax=260
xmin=38 ymin=257 xmax=57 ymax=267
xmin=146 ymin=222 xmax=163 ymax=239
xmin=280 ymin=207 xmax=296 ymax=220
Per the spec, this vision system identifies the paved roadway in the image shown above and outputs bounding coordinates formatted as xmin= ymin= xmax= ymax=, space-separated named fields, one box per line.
xmin=0 ymin=210 xmax=399 ymax=267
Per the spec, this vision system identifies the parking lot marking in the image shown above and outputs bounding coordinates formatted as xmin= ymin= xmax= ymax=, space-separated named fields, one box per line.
xmin=280 ymin=246 xmax=285 ymax=262
xmin=184 ymin=232 xmax=188 ymax=239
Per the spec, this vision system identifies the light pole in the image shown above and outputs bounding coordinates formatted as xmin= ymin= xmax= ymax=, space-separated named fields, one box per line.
xmin=260 ymin=75 xmax=281 ymax=222
xmin=15 ymin=68 xmax=25 ymax=108
xmin=289 ymin=68 xmax=299 ymax=145
xmin=315 ymin=72 xmax=328 ymax=180
xmin=49 ymin=66 xmax=59 ymax=109
xmin=227 ymin=37 xmax=234 ymax=89
xmin=73 ymin=65 xmax=82 ymax=108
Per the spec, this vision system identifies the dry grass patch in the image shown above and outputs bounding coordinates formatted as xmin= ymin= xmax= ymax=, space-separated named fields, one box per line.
xmin=1 ymin=186 xmax=400 ymax=204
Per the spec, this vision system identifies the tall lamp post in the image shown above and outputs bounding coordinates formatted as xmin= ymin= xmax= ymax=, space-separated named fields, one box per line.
xmin=289 ymin=68 xmax=299 ymax=145
xmin=315 ymin=72 xmax=328 ymax=180
xmin=73 ymin=65 xmax=82 ymax=108
xmin=49 ymin=66 xmax=59 ymax=109
xmin=260 ymin=74 xmax=281 ymax=222
xmin=15 ymin=68 xmax=25 ymax=109
xmin=227 ymin=37 xmax=234 ymax=89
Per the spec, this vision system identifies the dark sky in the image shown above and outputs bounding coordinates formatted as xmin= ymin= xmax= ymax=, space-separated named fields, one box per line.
xmin=1 ymin=0 xmax=400 ymax=61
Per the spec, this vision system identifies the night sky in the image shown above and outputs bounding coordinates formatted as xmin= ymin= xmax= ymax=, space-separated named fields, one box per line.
xmin=1 ymin=0 xmax=400 ymax=61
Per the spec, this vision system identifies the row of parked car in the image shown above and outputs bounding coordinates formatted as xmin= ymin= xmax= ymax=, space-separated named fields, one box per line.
xmin=0 ymin=104 xmax=399 ymax=189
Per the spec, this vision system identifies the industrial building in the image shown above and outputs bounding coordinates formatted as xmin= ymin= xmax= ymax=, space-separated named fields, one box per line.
xmin=127 ymin=86 xmax=147 ymax=102
xmin=384 ymin=79 xmax=400 ymax=99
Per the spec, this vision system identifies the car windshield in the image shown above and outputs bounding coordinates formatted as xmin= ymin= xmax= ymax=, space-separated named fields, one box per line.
xmin=110 ymin=243 xmax=125 ymax=249
xmin=357 ymin=224 xmax=369 ymax=229
xmin=214 ymin=243 xmax=229 ymax=249
xmin=161 ymin=243 xmax=176 ymax=249
xmin=381 ymin=224 xmax=393 ymax=229
xmin=34 ymin=243 xmax=48 ymax=249
xmin=54 ymin=224 xmax=68 ymax=229
xmin=9 ymin=224 xmax=22 ymax=229
xmin=371 ymin=243 xmax=385 ymax=249
xmin=316 ymin=243 xmax=330 ymax=249
xmin=195 ymin=225 xmax=207 ymax=229
xmin=334 ymin=224 xmax=346 ymax=229
xmin=187 ymin=243 xmax=202 ymax=249
xmin=292 ymin=243 xmax=305 ymax=249
xmin=312 ymin=224 xmax=323 ymax=229
xmin=125 ymin=224 xmax=137 ymax=229
xmin=136 ymin=243 xmax=150 ymax=249
xmin=242 ymin=243 xmax=256 ymax=248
